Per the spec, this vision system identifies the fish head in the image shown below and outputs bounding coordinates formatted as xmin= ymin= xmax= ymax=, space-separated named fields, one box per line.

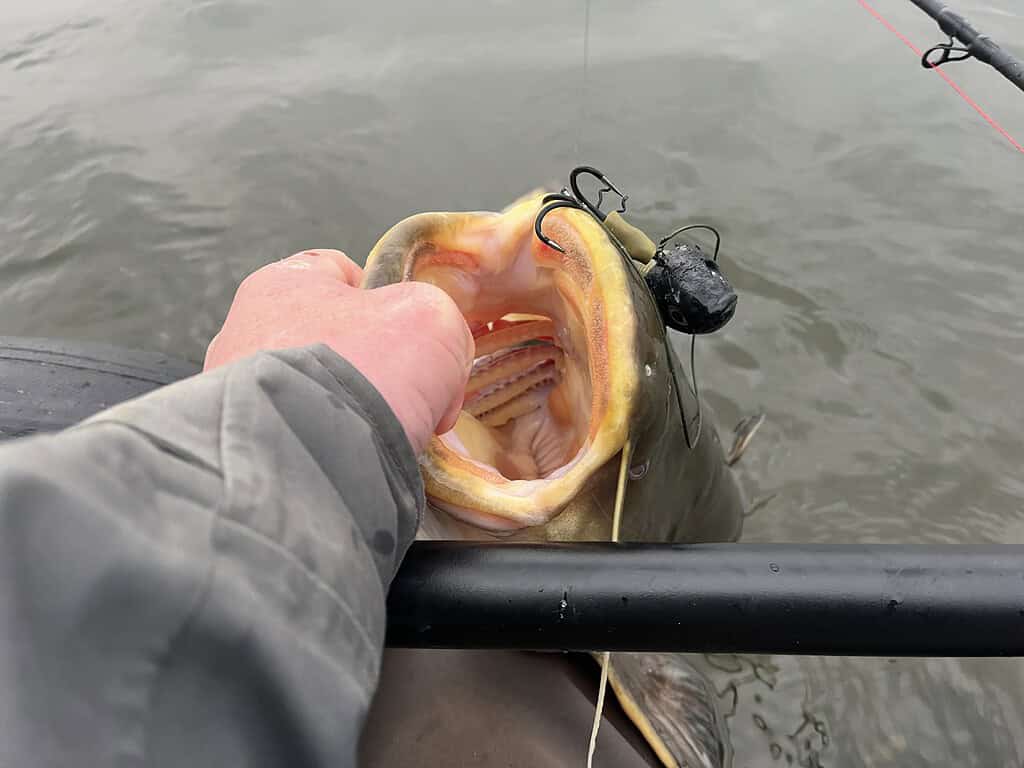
xmin=361 ymin=192 xmax=668 ymax=536
xmin=361 ymin=191 xmax=750 ymax=768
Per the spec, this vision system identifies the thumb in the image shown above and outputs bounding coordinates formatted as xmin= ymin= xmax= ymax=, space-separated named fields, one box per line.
xmin=342 ymin=281 xmax=474 ymax=454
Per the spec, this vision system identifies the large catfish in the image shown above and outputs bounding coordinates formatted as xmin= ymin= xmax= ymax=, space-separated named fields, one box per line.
xmin=360 ymin=190 xmax=750 ymax=767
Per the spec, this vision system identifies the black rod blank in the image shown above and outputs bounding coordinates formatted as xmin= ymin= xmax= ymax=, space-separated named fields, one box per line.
xmin=908 ymin=0 xmax=1024 ymax=92
xmin=386 ymin=542 xmax=1024 ymax=656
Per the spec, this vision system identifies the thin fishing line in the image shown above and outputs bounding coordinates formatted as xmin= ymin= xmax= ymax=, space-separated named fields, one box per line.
xmin=587 ymin=437 xmax=632 ymax=768
xmin=587 ymin=655 xmax=611 ymax=768
xmin=577 ymin=0 xmax=591 ymax=162
xmin=611 ymin=437 xmax=630 ymax=542
xmin=857 ymin=0 xmax=1024 ymax=153
xmin=689 ymin=333 xmax=702 ymax=446
xmin=664 ymin=332 xmax=701 ymax=451
xmin=658 ymin=224 xmax=720 ymax=451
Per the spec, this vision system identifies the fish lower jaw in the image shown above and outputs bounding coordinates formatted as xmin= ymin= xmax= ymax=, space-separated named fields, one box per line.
xmin=426 ymin=498 xmax=549 ymax=533
xmin=425 ymin=309 xmax=603 ymax=532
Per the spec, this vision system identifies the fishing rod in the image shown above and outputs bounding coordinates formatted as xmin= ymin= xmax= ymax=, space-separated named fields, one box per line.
xmin=387 ymin=541 xmax=1024 ymax=656
xmin=907 ymin=0 xmax=1024 ymax=92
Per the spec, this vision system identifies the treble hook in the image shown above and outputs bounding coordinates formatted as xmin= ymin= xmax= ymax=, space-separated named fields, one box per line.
xmin=534 ymin=194 xmax=585 ymax=254
xmin=533 ymin=166 xmax=629 ymax=253
xmin=569 ymin=165 xmax=629 ymax=222
xmin=921 ymin=35 xmax=972 ymax=69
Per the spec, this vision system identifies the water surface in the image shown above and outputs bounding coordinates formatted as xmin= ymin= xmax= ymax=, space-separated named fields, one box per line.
xmin=3 ymin=1 xmax=1024 ymax=765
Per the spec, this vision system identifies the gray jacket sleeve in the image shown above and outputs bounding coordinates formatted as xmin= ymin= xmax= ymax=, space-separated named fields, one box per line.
xmin=0 ymin=344 xmax=424 ymax=768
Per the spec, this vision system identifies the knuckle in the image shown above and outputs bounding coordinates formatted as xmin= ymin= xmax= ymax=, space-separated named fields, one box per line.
xmin=235 ymin=267 xmax=271 ymax=296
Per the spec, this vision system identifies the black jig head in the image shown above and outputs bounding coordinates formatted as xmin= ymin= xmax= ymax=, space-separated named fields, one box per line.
xmin=644 ymin=225 xmax=737 ymax=335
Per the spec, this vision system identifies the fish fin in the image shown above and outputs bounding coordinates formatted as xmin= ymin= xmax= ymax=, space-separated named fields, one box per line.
xmin=725 ymin=412 xmax=765 ymax=466
xmin=605 ymin=652 xmax=733 ymax=768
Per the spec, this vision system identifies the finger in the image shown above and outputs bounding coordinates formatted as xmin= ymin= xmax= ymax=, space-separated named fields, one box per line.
xmin=203 ymin=331 xmax=222 ymax=371
xmin=358 ymin=281 xmax=474 ymax=451
xmin=435 ymin=394 xmax=464 ymax=436
xmin=272 ymin=249 xmax=363 ymax=286
xmin=395 ymin=283 xmax=473 ymax=439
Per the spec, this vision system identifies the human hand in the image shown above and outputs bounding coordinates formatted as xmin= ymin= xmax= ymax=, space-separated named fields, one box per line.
xmin=204 ymin=249 xmax=473 ymax=455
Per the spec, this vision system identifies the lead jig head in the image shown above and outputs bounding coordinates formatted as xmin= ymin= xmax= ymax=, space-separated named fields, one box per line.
xmin=642 ymin=223 xmax=737 ymax=334
xmin=643 ymin=241 xmax=737 ymax=334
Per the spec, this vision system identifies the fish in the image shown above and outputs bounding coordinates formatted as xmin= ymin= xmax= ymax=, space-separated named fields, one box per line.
xmin=360 ymin=190 xmax=753 ymax=767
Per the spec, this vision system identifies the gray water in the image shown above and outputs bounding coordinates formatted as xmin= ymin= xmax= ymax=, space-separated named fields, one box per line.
xmin=2 ymin=0 xmax=1023 ymax=764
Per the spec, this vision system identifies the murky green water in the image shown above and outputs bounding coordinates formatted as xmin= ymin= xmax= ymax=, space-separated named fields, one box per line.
xmin=3 ymin=1 xmax=1023 ymax=764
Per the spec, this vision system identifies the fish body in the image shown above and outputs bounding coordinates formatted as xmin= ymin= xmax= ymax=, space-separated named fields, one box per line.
xmin=361 ymin=192 xmax=748 ymax=767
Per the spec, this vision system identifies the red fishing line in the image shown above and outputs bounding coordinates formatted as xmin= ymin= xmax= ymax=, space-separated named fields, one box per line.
xmin=857 ymin=0 xmax=1024 ymax=153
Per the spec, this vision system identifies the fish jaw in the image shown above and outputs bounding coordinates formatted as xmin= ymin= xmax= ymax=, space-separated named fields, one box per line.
xmin=361 ymin=194 xmax=641 ymax=531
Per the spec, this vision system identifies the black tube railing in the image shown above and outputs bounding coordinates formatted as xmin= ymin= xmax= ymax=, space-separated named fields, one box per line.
xmin=386 ymin=542 xmax=1024 ymax=656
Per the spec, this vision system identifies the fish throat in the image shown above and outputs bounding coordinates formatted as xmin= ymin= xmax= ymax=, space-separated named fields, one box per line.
xmin=461 ymin=317 xmax=581 ymax=480
xmin=418 ymin=217 xmax=597 ymax=484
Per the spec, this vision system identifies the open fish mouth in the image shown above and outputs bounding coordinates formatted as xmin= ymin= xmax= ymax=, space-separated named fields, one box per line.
xmin=362 ymin=193 xmax=641 ymax=532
